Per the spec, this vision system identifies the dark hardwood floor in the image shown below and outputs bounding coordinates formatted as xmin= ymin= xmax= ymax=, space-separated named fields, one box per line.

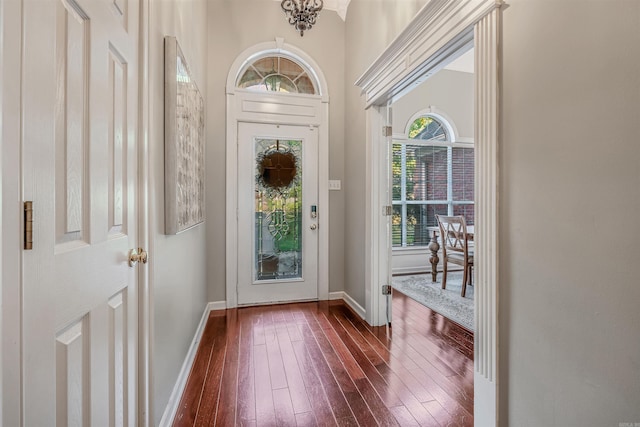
xmin=172 ymin=290 xmax=474 ymax=426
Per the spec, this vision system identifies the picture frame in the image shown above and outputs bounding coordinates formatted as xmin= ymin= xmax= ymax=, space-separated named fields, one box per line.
xmin=164 ymin=36 xmax=205 ymax=234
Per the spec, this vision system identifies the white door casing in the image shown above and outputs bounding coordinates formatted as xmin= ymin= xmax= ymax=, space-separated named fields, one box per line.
xmin=226 ymin=40 xmax=329 ymax=308
xmin=21 ymin=0 xmax=140 ymax=424
xmin=237 ymin=123 xmax=319 ymax=305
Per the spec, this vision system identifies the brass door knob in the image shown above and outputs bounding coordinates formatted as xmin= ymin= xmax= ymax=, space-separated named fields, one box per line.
xmin=129 ymin=248 xmax=148 ymax=267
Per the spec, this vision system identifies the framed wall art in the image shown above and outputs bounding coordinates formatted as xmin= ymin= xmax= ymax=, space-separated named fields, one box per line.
xmin=164 ymin=36 xmax=205 ymax=234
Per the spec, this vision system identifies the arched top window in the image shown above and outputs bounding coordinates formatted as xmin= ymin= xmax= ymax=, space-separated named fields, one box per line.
xmin=393 ymin=112 xmax=474 ymax=247
xmin=408 ymin=115 xmax=449 ymax=141
xmin=237 ymin=55 xmax=317 ymax=95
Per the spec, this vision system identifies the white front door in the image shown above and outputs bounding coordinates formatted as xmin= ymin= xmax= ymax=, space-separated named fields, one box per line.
xmin=237 ymin=122 xmax=319 ymax=304
xmin=22 ymin=0 xmax=140 ymax=424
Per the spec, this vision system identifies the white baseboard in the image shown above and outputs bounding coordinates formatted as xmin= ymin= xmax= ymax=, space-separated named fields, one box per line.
xmin=208 ymin=300 xmax=227 ymax=311
xmin=328 ymin=291 xmax=366 ymax=319
xmin=392 ymin=266 xmax=432 ymax=275
xmin=158 ymin=301 xmax=220 ymax=427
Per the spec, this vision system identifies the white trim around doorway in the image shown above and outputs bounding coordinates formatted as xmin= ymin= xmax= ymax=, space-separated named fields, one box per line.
xmin=355 ymin=1 xmax=503 ymax=425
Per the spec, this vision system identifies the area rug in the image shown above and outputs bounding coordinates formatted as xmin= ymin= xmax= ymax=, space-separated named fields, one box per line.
xmin=392 ymin=271 xmax=474 ymax=331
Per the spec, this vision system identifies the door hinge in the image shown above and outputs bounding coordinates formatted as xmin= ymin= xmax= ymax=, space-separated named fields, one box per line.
xmin=24 ymin=201 xmax=33 ymax=250
xmin=382 ymin=126 xmax=392 ymax=137
xmin=382 ymin=205 xmax=393 ymax=216
xmin=382 ymin=285 xmax=392 ymax=295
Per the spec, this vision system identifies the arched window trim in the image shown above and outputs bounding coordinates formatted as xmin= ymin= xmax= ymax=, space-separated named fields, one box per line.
xmin=236 ymin=53 xmax=318 ymax=95
xmin=227 ymin=39 xmax=327 ymax=101
xmin=403 ymin=107 xmax=461 ymax=143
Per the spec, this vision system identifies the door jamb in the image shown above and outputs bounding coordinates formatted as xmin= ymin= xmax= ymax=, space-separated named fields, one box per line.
xmin=1 ymin=0 xmax=24 ymax=424
xmin=137 ymin=0 xmax=151 ymax=424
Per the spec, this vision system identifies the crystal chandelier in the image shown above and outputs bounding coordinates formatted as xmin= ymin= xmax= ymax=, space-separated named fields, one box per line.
xmin=281 ymin=0 xmax=323 ymax=37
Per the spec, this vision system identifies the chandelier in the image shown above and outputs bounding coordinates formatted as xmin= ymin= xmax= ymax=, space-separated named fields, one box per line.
xmin=281 ymin=0 xmax=323 ymax=37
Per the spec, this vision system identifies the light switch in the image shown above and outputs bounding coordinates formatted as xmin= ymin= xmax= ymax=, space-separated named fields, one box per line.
xmin=329 ymin=180 xmax=341 ymax=190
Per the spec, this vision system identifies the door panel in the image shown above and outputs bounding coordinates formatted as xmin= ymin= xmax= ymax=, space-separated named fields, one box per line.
xmin=22 ymin=0 xmax=139 ymax=424
xmin=238 ymin=123 xmax=318 ymax=304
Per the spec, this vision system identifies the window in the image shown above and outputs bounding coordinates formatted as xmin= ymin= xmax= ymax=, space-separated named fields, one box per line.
xmin=237 ymin=55 xmax=317 ymax=94
xmin=392 ymin=115 xmax=474 ymax=247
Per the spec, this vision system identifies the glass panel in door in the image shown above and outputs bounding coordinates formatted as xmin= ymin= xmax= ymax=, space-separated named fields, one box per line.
xmin=254 ymin=138 xmax=303 ymax=281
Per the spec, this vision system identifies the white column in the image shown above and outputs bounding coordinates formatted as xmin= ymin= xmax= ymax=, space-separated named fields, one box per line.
xmin=474 ymin=6 xmax=501 ymax=427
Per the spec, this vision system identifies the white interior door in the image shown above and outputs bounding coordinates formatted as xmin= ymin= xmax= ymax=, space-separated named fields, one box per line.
xmin=21 ymin=0 xmax=140 ymax=424
xmin=237 ymin=123 xmax=319 ymax=305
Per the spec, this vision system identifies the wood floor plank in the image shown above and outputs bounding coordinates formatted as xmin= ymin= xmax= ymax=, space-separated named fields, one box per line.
xmin=291 ymin=340 xmax=338 ymax=427
xmin=301 ymin=311 xmax=380 ymax=426
xmin=173 ymin=294 xmax=474 ymax=426
xmin=272 ymin=387 xmax=297 ymax=426
xmin=172 ymin=315 xmax=218 ymax=427
xmin=298 ymin=320 xmax=364 ymax=423
xmin=236 ymin=309 xmax=257 ymax=425
xmin=194 ymin=316 xmax=228 ymax=425
xmin=211 ymin=310 xmax=240 ymax=426
xmin=275 ymin=321 xmax=312 ymax=414
xmin=326 ymin=307 xmax=439 ymax=426
xmin=294 ymin=411 xmax=317 ymax=426
xmin=320 ymin=308 xmax=403 ymax=409
xmin=389 ymin=405 xmax=420 ymax=426
xmin=254 ymin=344 xmax=277 ymax=425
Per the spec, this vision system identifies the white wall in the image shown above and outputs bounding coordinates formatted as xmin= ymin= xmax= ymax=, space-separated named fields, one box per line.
xmin=148 ymin=1 xmax=208 ymax=423
xmin=500 ymin=1 xmax=640 ymax=424
xmin=206 ymin=0 xmax=347 ymax=301
xmin=392 ymin=69 xmax=474 ymax=139
xmin=344 ymin=0 xmax=428 ymax=305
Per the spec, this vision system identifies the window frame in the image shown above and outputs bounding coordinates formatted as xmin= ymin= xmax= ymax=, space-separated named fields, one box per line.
xmin=236 ymin=53 xmax=319 ymax=95
xmin=392 ymin=114 xmax=474 ymax=248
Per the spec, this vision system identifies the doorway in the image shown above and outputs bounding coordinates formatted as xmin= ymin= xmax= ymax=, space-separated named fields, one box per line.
xmin=355 ymin=2 xmax=502 ymax=425
xmin=225 ymin=40 xmax=330 ymax=308
xmin=237 ymin=122 xmax=319 ymax=304
xmin=389 ymin=49 xmax=475 ymax=331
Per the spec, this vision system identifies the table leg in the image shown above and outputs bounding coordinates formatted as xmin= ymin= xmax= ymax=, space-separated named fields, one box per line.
xmin=428 ymin=230 xmax=440 ymax=283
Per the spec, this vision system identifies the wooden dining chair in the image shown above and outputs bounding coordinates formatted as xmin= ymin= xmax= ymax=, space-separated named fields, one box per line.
xmin=436 ymin=214 xmax=474 ymax=297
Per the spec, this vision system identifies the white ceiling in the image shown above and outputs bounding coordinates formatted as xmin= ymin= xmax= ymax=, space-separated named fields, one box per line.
xmin=323 ymin=0 xmax=351 ymax=20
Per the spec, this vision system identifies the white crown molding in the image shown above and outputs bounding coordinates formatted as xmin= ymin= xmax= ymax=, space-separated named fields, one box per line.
xmin=355 ymin=0 xmax=502 ymax=108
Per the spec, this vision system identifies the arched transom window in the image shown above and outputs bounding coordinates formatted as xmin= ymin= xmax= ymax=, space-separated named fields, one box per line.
xmin=393 ymin=114 xmax=474 ymax=247
xmin=237 ymin=55 xmax=317 ymax=95
xmin=408 ymin=115 xmax=449 ymax=141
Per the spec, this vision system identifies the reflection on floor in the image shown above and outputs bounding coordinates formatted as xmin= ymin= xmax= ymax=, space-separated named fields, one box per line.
xmin=172 ymin=297 xmax=473 ymax=426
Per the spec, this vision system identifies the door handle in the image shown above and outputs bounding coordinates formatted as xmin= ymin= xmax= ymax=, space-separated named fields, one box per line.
xmin=310 ymin=224 xmax=317 ymax=230
xmin=129 ymin=248 xmax=148 ymax=267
